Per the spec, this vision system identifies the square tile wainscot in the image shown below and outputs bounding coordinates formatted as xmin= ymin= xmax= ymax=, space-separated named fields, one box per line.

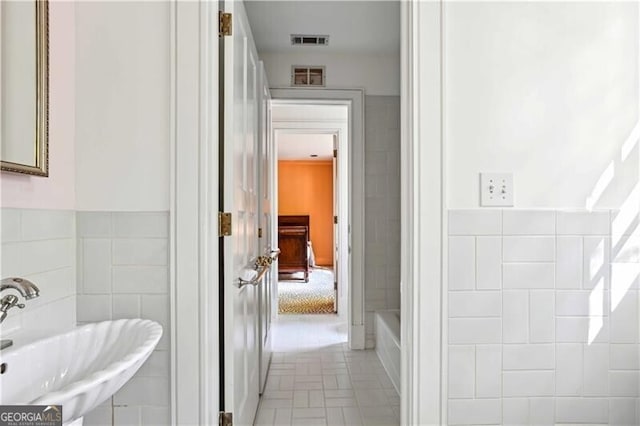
xmin=0 ymin=209 xmax=76 ymax=336
xmin=447 ymin=209 xmax=640 ymax=425
xmin=77 ymin=212 xmax=170 ymax=426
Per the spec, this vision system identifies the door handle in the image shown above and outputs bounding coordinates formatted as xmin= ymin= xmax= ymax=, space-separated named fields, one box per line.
xmin=238 ymin=252 xmax=277 ymax=288
xmin=237 ymin=250 xmax=280 ymax=288
xmin=238 ymin=263 xmax=270 ymax=288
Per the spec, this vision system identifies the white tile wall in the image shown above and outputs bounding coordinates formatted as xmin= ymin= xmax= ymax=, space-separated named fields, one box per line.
xmin=503 ymin=210 xmax=555 ymax=235
xmin=503 ymin=263 xmax=555 ymax=289
xmin=557 ymin=211 xmax=610 ymax=236
xmin=530 ymin=290 xmax=555 ymax=342
xmin=503 ymin=290 xmax=528 ymax=343
xmin=555 ymin=397 xmax=609 ymax=424
xmin=502 ymin=344 xmax=555 ymax=370
xmin=503 ymin=398 xmax=528 ymax=424
xmin=448 ymin=399 xmax=501 ymax=425
xmin=78 ymin=211 xmax=170 ymax=426
xmin=365 ymin=96 xmax=400 ymax=349
xmin=556 ymin=344 xmax=583 ymax=396
xmin=503 ymin=236 xmax=555 ymax=262
xmin=476 ymin=236 xmax=502 ymax=289
xmin=0 ymin=209 xmax=76 ymax=336
xmin=449 ymin=345 xmax=475 ymax=398
xmin=503 ymin=371 xmax=555 ymax=397
xmin=447 ymin=209 xmax=640 ymax=425
xmin=557 ymin=236 xmax=583 ymax=289
xmin=448 ymin=237 xmax=476 ymax=290
xmin=448 ymin=291 xmax=501 ymax=317
xmin=475 ymin=345 xmax=501 ymax=398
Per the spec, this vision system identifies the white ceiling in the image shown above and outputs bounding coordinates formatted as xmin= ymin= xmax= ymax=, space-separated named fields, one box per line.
xmin=277 ymin=133 xmax=334 ymax=160
xmin=244 ymin=1 xmax=400 ymax=54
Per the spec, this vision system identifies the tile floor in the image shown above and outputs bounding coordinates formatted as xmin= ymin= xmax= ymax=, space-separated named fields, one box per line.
xmin=254 ymin=314 xmax=400 ymax=426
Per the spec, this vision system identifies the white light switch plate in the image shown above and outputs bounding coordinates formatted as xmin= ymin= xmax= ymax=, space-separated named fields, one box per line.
xmin=480 ymin=173 xmax=513 ymax=206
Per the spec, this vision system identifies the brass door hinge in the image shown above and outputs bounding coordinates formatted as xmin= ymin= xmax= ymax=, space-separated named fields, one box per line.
xmin=334 ymin=215 xmax=338 ymax=224
xmin=219 ymin=12 xmax=232 ymax=37
xmin=258 ymin=227 xmax=263 ymax=238
xmin=219 ymin=212 xmax=232 ymax=237
xmin=333 ymin=149 xmax=337 ymax=158
xmin=334 ymin=281 xmax=338 ymax=291
xmin=219 ymin=412 xmax=233 ymax=426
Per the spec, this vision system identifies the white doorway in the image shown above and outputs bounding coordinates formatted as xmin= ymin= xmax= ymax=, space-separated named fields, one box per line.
xmin=270 ymin=99 xmax=357 ymax=340
xmin=270 ymin=91 xmax=366 ymax=351
xmin=171 ymin=1 xmax=445 ymax=425
xmin=275 ymin=132 xmax=338 ymax=315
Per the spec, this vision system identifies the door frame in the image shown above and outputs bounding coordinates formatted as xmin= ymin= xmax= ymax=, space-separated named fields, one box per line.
xmin=271 ymin=87 xmax=366 ymax=349
xmin=271 ymin=90 xmax=364 ymax=348
xmin=170 ymin=1 xmax=445 ymax=424
xmin=400 ymin=1 xmax=445 ymax=424
xmin=270 ymin=110 xmax=349 ymax=322
xmin=171 ymin=1 xmax=220 ymax=424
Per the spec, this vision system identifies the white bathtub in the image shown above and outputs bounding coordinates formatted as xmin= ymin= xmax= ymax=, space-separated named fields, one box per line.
xmin=375 ymin=309 xmax=400 ymax=395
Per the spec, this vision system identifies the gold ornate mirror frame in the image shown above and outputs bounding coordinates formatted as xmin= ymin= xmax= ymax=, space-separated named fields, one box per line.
xmin=1 ymin=0 xmax=49 ymax=177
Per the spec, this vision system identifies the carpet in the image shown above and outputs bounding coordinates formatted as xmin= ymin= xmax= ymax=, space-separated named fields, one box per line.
xmin=278 ymin=268 xmax=335 ymax=314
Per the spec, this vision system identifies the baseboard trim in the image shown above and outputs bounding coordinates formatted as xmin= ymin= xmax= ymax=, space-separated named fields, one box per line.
xmin=350 ymin=324 xmax=365 ymax=350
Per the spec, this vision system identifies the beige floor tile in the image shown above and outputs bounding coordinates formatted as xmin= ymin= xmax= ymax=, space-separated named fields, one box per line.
xmin=257 ymin=315 xmax=397 ymax=426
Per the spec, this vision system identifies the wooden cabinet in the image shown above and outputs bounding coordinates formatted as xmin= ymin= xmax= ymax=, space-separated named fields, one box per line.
xmin=278 ymin=215 xmax=310 ymax=282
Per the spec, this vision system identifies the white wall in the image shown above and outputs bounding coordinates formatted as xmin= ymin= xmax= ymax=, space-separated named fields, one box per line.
xmin=262 ymin=52 xmax=400 ymax=96
xmin=73 ymin=3 xmax=172 ymax=425
xmin=75 ymin=1 xmax=170 ymax=212
xmin=445 ymin=1 xmax=639 ymax=209
xmin=440 ymin=2 xmax=640 ymax=424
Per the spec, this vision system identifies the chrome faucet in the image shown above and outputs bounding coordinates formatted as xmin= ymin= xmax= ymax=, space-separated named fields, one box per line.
xmin=0 ymin=277 xmax=40 ymax=300
xmin=0 ymin=278 xmax=40 ymax=350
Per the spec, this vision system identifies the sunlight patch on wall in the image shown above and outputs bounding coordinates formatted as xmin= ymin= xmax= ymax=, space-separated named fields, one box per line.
xmin=612 ymin=183 xmax=640 ymax=247
xmin=620 ymin=122 xmax=640 ymax=162
xmin=588 ymin=238 xmax=606 ymax=282
xmin=586 ymin=162 xmax=614 ymax=212
xmin=588 ymin=279 xmax=605 ymax=345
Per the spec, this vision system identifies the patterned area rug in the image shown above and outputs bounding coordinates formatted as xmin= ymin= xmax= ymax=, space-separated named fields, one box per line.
xmin=278 ymin=268 xmax=335 ymax=314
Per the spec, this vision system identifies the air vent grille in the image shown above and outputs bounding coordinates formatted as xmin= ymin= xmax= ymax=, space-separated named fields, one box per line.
xmin=291 ymin=34 xmax=329 ymax=46
xmin=291 ymin=66 xmax=325 ymax=87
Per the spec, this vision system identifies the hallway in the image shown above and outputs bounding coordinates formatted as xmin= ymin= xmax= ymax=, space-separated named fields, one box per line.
xmin=254 ymin=315 xmax=400 ymax=426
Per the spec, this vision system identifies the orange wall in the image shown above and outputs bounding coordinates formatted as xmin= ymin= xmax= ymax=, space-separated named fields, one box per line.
xmin=278 ymin=160 xmax=334 ymax=266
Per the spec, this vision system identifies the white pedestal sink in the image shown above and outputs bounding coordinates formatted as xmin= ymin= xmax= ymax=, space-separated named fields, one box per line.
xmin=0 ymin=319 xmax=162 ymax=425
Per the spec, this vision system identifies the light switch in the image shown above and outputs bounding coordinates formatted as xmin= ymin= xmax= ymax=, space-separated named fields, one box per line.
xmin=480 ymin=173 xmax=513 ymax=207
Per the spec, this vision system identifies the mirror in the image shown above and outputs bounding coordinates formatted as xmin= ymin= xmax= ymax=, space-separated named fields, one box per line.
xmin=0 ymin=0 xmax=49 ymax=176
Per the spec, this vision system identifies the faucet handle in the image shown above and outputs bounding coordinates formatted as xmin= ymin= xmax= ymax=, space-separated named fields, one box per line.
xmin=0 ymin=291 xmax=25 ymax=324
xmin=1 ymin=294 xmax=23 ymax=309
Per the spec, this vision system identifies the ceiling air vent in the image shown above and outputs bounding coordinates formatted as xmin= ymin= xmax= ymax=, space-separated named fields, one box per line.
xmin=291 ymin=66 xmax=326 ymax=87
xmin=291 ymin=34 xmax=329 ymax=46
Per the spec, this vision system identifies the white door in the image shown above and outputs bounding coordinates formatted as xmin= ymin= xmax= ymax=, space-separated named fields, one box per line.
xmin=257 ymin=62 xmax=273 ymax=393
xmin=222 ymin=2 xmax=262 ymax=424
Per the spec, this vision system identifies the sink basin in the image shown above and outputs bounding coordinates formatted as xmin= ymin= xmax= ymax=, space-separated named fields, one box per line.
xmin=0 ymin=319 xmax=162 ymax=424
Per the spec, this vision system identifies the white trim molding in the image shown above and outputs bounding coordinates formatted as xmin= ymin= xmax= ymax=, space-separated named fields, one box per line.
xmin=401 ymin=1 xmax=444 ymax=425
xmin=270 ymin=105 xmax=350 ymax=324
xmin=172 ymin=1 xmax=219 ymax=424
xmin=270 ymin=88 xmax=366 ymax=350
